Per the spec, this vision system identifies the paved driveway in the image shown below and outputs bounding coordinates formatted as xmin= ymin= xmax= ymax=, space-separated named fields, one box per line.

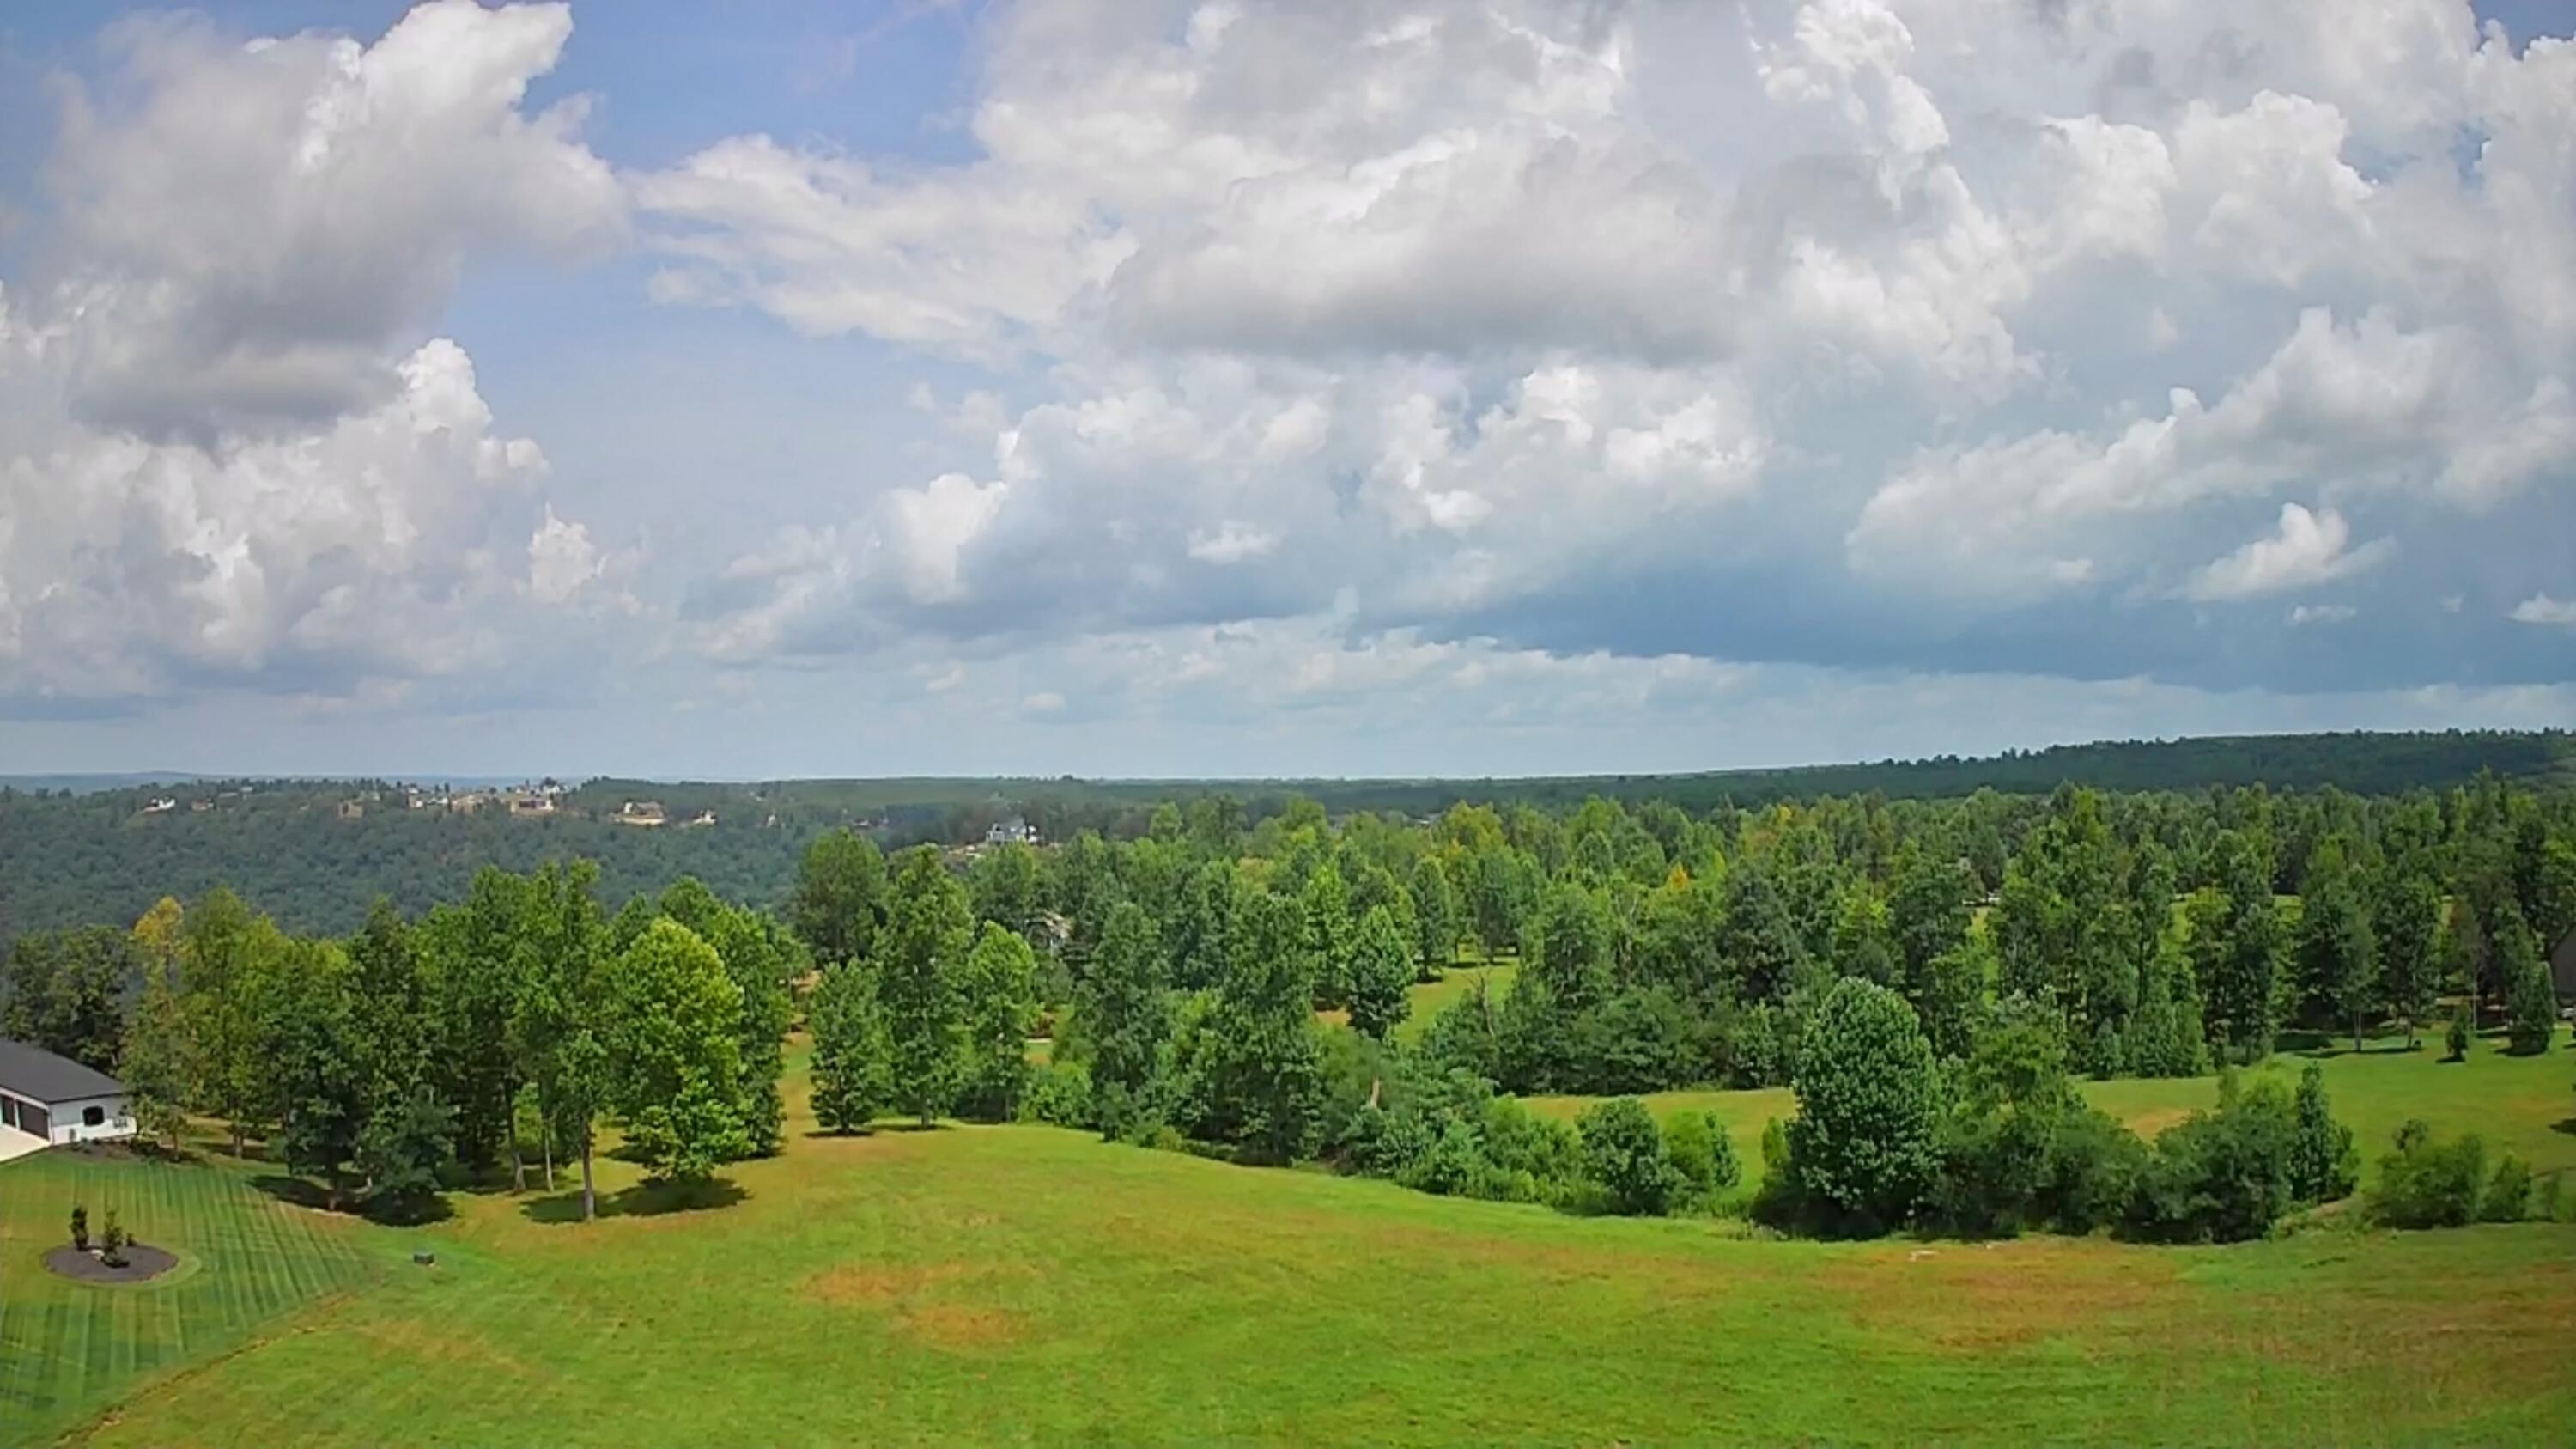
xmin=0 ymin=1127 xmax=45 ymax=1163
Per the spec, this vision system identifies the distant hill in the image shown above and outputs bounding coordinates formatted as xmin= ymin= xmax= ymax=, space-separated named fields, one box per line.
xmin=2 ymin=729 xmax=2567 ymax=946
xmin=0 ymin=771 xmax=216 ymax=795
xmin=577 ymin=728 xmax=2574 ymax=819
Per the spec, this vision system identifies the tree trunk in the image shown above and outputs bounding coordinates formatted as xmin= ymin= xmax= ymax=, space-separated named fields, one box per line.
xmin=231 ymin=1122 xmax=246 ymax=1158
xmin=580 ymin=1136 xmax=596 ymax=1222
xmin=508 ymin=1127 xmax=526 ymax=1194
xmin=541 ymin=1117 xmax=556 ymax=1193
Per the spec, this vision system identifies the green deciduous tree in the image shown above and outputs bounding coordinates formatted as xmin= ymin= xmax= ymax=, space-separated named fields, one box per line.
xmin=1830 ymin=882 xmax=1900 ymax=987
xmin=969 ymin=842 xmax=1044 ymax=941
xmin=180 ymin=886 xmax=289 ymax=1156
xmin=880 ymin=846 xmax=974 ymax=1125
xmin=957 ymin=923 xmax=1038 ymax=1121
xmin=1346 ymin=904 xmax=1414 ymax=1041
xmin=264 ymin=937 xmax=369 ymax=1205
xmin=1887 ymin=843 xmax=1971 ymax=991
xmin=355 ymin=1081 xmax=456 ymax=1223
xmin=657 ymin=880 xmax=797 ymax=1158
xmin=600 ymin=918 xmax=747 ymax=1184
xmin=792 ymin=829 xmax=887 ymax=968
xmin=2196 ymin=831 xmax=2285 ymax=1062
xmin=1578 ymin=1097 xmax=1675 ymax=1215
xmin=121 ymin=898 xmax=193 ymax=1151
xmin=2287 ymin=1062 xmax=2359 ymax=1205
xmin=1198 ymin=891 xmax=1324 ymax=1162
xmin=1299 ymin=861 xmax=1356 ymax=1008
xmin=1169 ymin=860 xmax=1237 ymax=991
xmin=1914 ymin=936 xmax=1992 ymax=1063
xmin=1409 ymin=855 xmax=1459 ymax=976
xmin=2296 ymin=838 xmax=2377 ymax=1051
xmin=808 ymin=962 xmax=892 ymax=1134
xmin=2494 ymin=904 xmax=2557 ymax=1055
xmin=2372 ymin=870 xmax=2442 ymax=1049
xmin=1786 ymin=978 xmax=1941 ymax=1234
xmin=1078 ymin=900 xmax=1170 ymax=1135
xmin=2 ymin=925 xmax=137 ymax=1072
xmin=1993 ymin=788 xmax=2138 ymax=1061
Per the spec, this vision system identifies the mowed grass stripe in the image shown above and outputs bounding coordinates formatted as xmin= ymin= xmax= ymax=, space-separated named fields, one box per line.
xmin=0 ymin=1148 xmax=384 ymax=1447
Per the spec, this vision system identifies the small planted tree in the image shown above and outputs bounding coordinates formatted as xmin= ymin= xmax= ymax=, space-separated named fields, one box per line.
xmin=2444 ymin=1004 xmax=2473 ymax=1062
xmin=2287 ymin=1063 xmax=2358 ymax=1206
xmin=70 ymin=1204 xmax=89 ymax=1251
xmin=2479 ymin=1154 xmax=2533 ymax=1222
xmin=100 ymin=1207 xmax=128 ymax=1268
xmin=2496 ymin=909 xmax=2556 ymax=1056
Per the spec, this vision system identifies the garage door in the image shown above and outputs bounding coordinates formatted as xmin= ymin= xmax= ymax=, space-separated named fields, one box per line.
xmin=20 ymin=1102 xmax=48 ymax=1139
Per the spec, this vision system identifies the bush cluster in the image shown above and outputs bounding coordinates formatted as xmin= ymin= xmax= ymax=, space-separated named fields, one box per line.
xmin=1752 ymin=981 xmax=2359 ymax=1243
xmin=2365 ymin=1121 xmax=2538 ymax=1227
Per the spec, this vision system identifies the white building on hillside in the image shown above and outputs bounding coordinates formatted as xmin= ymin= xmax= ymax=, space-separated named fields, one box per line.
xmin=0 ymin=1039 xmax=136 ymax=1154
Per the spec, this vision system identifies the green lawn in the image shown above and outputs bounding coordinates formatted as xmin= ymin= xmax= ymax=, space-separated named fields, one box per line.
xmin=3 ymin=1035 xmax=2571 ymax=1446
xmin=1527 ymin=1028 xmax=2576 ymax=1196
xmin=1395 ymin=961 xmax=1516 ymax=1044
xmin=1317 ymin=961 xmax=1516 ymax=1043
xmin=0 ymin=1145 xmax=379 ymax=1444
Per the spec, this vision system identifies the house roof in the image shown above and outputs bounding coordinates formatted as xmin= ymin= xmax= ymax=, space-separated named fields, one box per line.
xmin=0 ymin=1038 xmax=126 ymax=1103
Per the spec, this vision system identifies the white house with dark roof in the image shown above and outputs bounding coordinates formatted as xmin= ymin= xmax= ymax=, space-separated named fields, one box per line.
xmin=0 ymin=1038 xmax=136 ymax=1155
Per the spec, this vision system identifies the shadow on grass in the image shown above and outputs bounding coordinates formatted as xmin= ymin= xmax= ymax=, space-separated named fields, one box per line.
xmin=249 ymin=1173 xmax=456 ymax=1225
xmin=2295 ymin=1041 xmax=2426 ymax=1059
xmin=802 ymin=1121 xmax=948 ymax=1139
xmin=519 ymin=1177 xmax=748 ymax=1225
xmin=2552 ymin=1118 xmax=2576 ymax=1138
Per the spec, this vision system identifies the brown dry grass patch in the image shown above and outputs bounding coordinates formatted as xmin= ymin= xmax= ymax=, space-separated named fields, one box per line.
xmin=1816 ymin=1239 xmax=2182 ymax=1353
xmin=2123 ymin=1106 xmax=2195 ymax=1138
xmin=897 ymin=1303 xmax=1027 ymax=1349
xmin=805 ymin=1260 xmax=976 ymax=1305
xmin=343 ymin=1316 xmax=536 ymax=1379
xmin=2221 ymin=1259 xmax=2576 ymax=1382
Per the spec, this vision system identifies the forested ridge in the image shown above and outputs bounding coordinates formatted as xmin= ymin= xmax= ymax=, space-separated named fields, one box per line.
xmin=4 ymin=729 xmax=2569 ymax=950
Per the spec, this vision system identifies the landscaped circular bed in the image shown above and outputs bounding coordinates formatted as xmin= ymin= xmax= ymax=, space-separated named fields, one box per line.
xmin=43 ymin=1242 xmax=183 ymax=1285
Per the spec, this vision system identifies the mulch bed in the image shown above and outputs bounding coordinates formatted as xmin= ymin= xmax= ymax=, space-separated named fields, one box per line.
xmin=42 ymin=1242 xmax=181 ymax=1284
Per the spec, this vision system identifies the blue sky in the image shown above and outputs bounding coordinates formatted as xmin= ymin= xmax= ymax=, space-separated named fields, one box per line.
xmin=0 ymin=0 xmax=2571 ymax=779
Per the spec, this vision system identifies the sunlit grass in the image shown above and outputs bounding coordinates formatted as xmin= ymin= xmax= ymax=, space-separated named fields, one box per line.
xmin=6 ymin=1028 xmax=2570 ymax=1446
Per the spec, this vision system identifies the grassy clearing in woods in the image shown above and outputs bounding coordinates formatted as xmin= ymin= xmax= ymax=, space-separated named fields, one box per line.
xmin=1528 ymin=1028 xmax=2576 ymax=1196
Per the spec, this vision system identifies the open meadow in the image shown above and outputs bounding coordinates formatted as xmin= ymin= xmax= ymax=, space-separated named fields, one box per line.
xmin=5 ymin=1040 xmax=2572 ymax=1446
xmin=1527 ymin=1028 xmax=2576 ymax=1196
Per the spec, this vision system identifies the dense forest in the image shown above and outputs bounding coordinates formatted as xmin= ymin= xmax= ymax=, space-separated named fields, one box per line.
xmin=5 ymin=729 xmax=2571 ymax=951
xmin=5 ymin=743 xmax=2570 ymax=1239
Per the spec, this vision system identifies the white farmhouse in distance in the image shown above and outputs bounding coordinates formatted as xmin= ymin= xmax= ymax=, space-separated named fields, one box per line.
xmin=985 ymin=816 xmax=1039 ymax=846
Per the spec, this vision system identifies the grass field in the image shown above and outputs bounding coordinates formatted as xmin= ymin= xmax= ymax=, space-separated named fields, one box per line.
xmin=1316 ymin=960 xmax=1516 ymax=1043
xmin=1528 ymin=1027 xmax=2576 ymax=1196
xmin=1396 ymin=961 xmax=1516 ymax=1043
xmin=0 ymin=1148 xmax=378 ymax=1444
xmin=2 ymin=1036 xmax=2571 ymax=1446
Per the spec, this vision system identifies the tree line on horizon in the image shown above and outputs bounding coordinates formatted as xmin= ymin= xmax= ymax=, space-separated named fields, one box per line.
xmin=3 ymin=770 xmax=2568 ymax=1237
xmin=3 ymin=728 xmax=2568 ymax=956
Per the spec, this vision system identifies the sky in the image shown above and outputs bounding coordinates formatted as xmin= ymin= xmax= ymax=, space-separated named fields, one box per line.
xmin=0 ymin=0 xmax=2572 ymax=781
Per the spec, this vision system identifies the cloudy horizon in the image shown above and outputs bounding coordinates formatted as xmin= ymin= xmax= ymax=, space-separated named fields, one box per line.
xmin=3 ymin=0 xmax=2572 ymax=780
